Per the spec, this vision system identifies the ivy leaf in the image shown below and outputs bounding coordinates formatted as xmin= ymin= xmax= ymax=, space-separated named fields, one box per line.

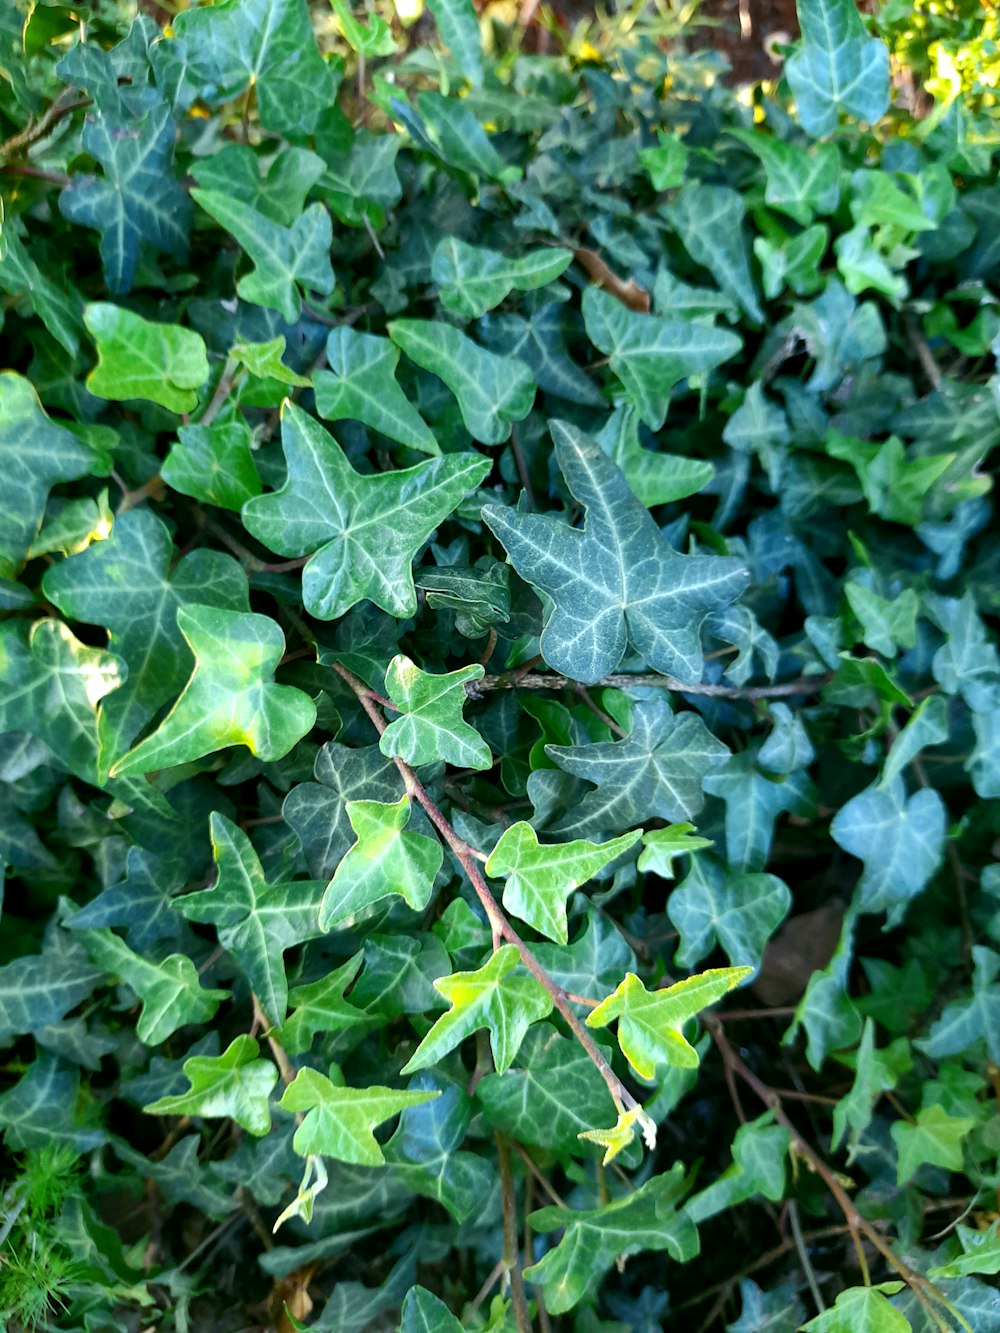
xmin=162 ymin=419 xmax=263 ymax=513
xmin=545 ymin=700 xmax=730 ymax=839
xmin=278 ymin=1067 xmax=439 ymax=1166
xmin=0 ymin=1054 xmax=106 ymax=1152
xmin=84 ymin=304 xmax=209 ymax=413
xmin=525 ymin=1168 xmax=698 ymax=1314
xmin=478 ymin=303 xmax=606 ymax=408
xmin=831 ymin=1020 xmax=912 ymax=1152
xmin=703 ymin=749 xmax=815 ymax=872
xmin=283 ymin=742 xmax=405 ymax=879
xmin=425 ymin=0 xmax=483 ymax=86
xmin=595 ymin=404 xmax=715 ymax=508
xmin=483 ymin=421 xmax=748 ymax=685
xmin=380 ymin=656 xmax=491 ymax=772
xmin=313 ymin=328 xmax=439 ymax=456
xmin=918 ymin=946 xmax=1000 ymax=1064
xmin=164 ymin=0 xmax=335 ymax=137
xmin=402 ymin=944 xmax=553 ymax=1075
xmin=43 ymin=509 xmax=249 ymax=772
xmin=686 ymin=1115 xmax=790 ymax=1222
xmin=176 ymin=814 xmax=326 ymax=1024
xmin=637 ymin=825 xmax=714 ymax=879
xmin=581 ymin=286 xmax=742 ymax=430
xmin=484 ymin=822 xmax=641 ymax=944
xmin=388 ymin=319 xmax=536 ymax=445
xmin=668 ymin=185 xmax=764 ymax=323
xmin=477 ymin=1025 xmax=617 ymax=1155
xmin=0 ymin=217 xmax=84 ymax=356
xmin=111 ymin=605 xmax=317 ymax=777
xmin=144 ymin=1035 xmax=279 ymax=1135
xmin=801 ymin=1285 xmax=909 ymax=1333
xmin=83 ymin=929 xmax=228 ymax=1045
xmin=431 ymin=238 xmax=572 ymax=319
xmin=0 ymin=925 xmax=105 ymax=1047
xmin=400 ymin=1286 xmax=464 ymax=1333
xmin=0 ymin=372 xmax=110 ymax=577
xmin=785 ymin=0 xmax=891 ymax=139
xmin=586 ymin=966 xmax=751 ymax=1077
xmin=191 ymin=190 xmax=334 ymax=325
xmin=241 ymin=404 xmax=490 ymax=620
xmin=330 ymin=0 xmax=397 ymax=55
xmin=830 ymin=777 xmax=946 ymax=926
xmin=190 ymin=146 xmax=325 ymax=229
xmin=532 ymin=912 xmax=637 ymax=1002
xmin=59 ymin=100 xmax=191 ymax=295
xmin=730 ymin=130 xmax=841 ymax=226
xmin=667 ymin=858 xmax=792 ymax=974
xmin=318 ymin=796 xmax=444 ymax=932
xmin=231 ymin=336 xmax=311 ymax=386
xmin=276 ymin=951 xmax=369 ymax=1055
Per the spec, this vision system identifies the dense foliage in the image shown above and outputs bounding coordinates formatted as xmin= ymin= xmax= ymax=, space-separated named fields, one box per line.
xmin=2 ymin=0 xmax=1000 ymax=1328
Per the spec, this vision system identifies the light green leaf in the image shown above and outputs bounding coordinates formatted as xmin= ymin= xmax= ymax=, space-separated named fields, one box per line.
xmin=314 ymin=328 xmax=439 ymax=455
xmin=639 ymin=130 xmax=689 ymax=190
xmin=802 ymin=1285 xmax=908 ymax=1333
xmin=928 ymin=1225 xmax=1000 ymax=1279
xmin=42 ymin=508 xmax=249 ymax=772
xmin=830 ymin=777 xmax=946 ymax=926
xmin=144 ymin=1035 xmax=279 ymax=1135
xmin=191 ymin=189 xmax=334 ymax=325
xmin=668 ymin=184 xmax=763 ymax=323
xmin=162 ymin=419 xmax=263 ymax=513
xmin=484 ymin=421 xmax=748 ymax=685
xmin=431 ymin=238 xmax=572 ymax=319
xmin=83 ymin=929 xmax=228 ymax=1045
xmin=582 ymin=286 xmax=742 ymax=430
xmin=595 ymin=404 xmax=715 ymax=507
xmin=845 ymin=581 xmax=919 ymax=658
xmin=389 ymin=319 xmax=536 ymax=445
xmin=426 ymin=0 xmax=483 ymax=86
xmin=400 ymin=1286 xmax=464 ymax=1333
xmin=318 ymin=796 xmax=444 ymax=931
xmin=242 ymin=404 xmax=490 ymax=619
xmin=785 ymin=907 xmax=863 ymax=1071
xmin=165 ymin=0 xmax=335 ymax=137
xmin=380 ymin=655 xmax=491 ymax=771
xmin=279 ymin=1067 xmax=439 ymax=1165
xmin=525 ymin=1168 xmax=698 ymax=1314
xmin=84 ymin=303 xmax=209 ymax=413
xmin=668 ymin=858 xmax=792 ymax=974
xmin=893 ymin=1103 xmax=975 ymax=1185
xmin=587 ymin=966 xmax=750 ymax=1078
xmin=176 ymin=814 xmax=326 ymax=1024
xmin=232 ymin=336 xmax=311 ymax=387
xmin=485 ymin=822 xmax=641 ymax=944
xmin=58 ymin=101 xmax=191 ymax=295
xmin=637 ymin=824 xmax=714 ymax=878
xmin=402 ymin=944 xmax=553 ymax=1075
xmin=330 ymin=0 xmax=397 ymax=55
xmin=0 ymin=372 xmax=110 ymax=577
xmin=277 ymin=951 xmax=369 ymax=1055
xmin=111 ymin=605 xmax=317 ymax=777
xmin=730 ymin=130 xmax=840 ymax=225
xmin=785 ymin=0 xmax=891 ymax=138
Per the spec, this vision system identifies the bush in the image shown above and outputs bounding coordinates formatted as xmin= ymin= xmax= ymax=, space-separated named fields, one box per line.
xmin=1 ymin=0 xmax=999 ymax=1327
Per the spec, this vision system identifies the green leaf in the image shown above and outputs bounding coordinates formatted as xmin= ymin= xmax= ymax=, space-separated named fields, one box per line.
xmin=276 ymin=951 xmax=369 ymax=1055
xmin=162 ymin=419 xmax=263 ymax=513
xmin=426 ymin=0 xmax=483 ymax=86
xmin=0 ymin=372 xmax=109 ymax=577
xmin=687 ymin=1114 xmax=790 ymax=1222
xmin=785 ymin=0 xmax=891 ymax=138
xmin=582 ymin=286 xmax=742 ymax=430
xmin=639 ymin=130 xmax=689 ymax=190
xmin=191 ymin=190 xmax=335 ymax=325
xmin=0 ymin=216 xmax=84 ymax=356
xmin=241 ymin=404 xmax=490 ymax=619
xmin=928 ymin=1225 xmax=1000 ymax=1279
xmin=845 ymin=581 xmax=919 ymax=658
xmin=389 ymin=319 xmax=536 ymax=445
xmin=703 ymin=749 xmax=815 ymax=872
xmin=165 ymin=0 xmax=335 ymax=136
xmin=189 ymin=145 xmax=326 ymax=228
xmin=402 ymin=944 xmax=553 ymax=1075
xmin=918 ymin=946 xmax=1000 ymax=1064
xmin=59 ymin=100 xmax=191 ymax=295
xmin=476 ymin=1025 xmax=617 ymax=1155
xmin=111 ymin=605 xmax=317 ymax=777
xmin=545 ymin=699 xmax=730 ymax=839
xmin=586 ymin=966 xmax=751 ymax=1078
xmin=313 ymin=328 xmax=439 ymax=455
xmin=667 ymin=858 xmax=792 ymax=974
xmin=483 ymin=421 xmax=748 ymax=685
xmin=892 ymin=1103 xmax=975 ymax=1185
xmin=84 ymin=304 xmax=209 ymax=413
xmin=330 ymin=0 xmax=397 ymax=55
xmin=380 ymin=656 xmax=491 ymax=771
xmin=43 ymin=509 xmax=249 ymax=772
xmin=637 ymin=824 xmax=714 ymax=878
xmin=0 ymin=1054 xmax=106 ymax=1152
xmin=319 ymin=796 xmax=443 ymax=931
xmin=385 ymin=1072 xmax=493 ymax=1223
xmin=596 ymin=404 xmax=715 ymax=507
xmin=525 ymin=1168 xmax=698 ymax=1314
xmin=0 ymin=925 xmax=105 ymax=1047
xmin=799 ymin=1284 xmax=908 ymax=1333
xmin=278 ymin=1067 xmax=439 ymax=1165
xmin=668 ymin=184 xmax=763 ymax=323
xmin=431 ymin=238 xmax=572 ymax=319
xmin=831 ymin=1020 xmax=912 ymax=1152
xmin=730 ymin=130 xmax=840 ymax=226
xmin=485 ymin=822 xmax=641 ymax=944
xmin=231 ymin=336 xmax=311 ymax=387
xmin=83 ymin=929 xmax=228 ymax=1045
xmin=176 ymin=814 xmax=325 ymax=1024
xmin=400 ymin=1286 xmax=464 ymax=1333
xmin=830 ymin=777 xmax=946 ymax=926
xmin=144 ymin=1035 xmax=279 ymax=1135
xmin=880 ymin=695 xmax=949 ymax=789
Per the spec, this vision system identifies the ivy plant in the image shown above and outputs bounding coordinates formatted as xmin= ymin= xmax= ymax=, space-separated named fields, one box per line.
xmin=2 ymin=0 xmax=1000 ymax=1328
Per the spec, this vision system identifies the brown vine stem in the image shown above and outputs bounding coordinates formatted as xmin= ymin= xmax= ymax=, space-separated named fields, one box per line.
xmin=0 ymin=94 xmax=91 ymax=161
xmin=704 ymin=1016 xmax=957 ymax=1330
xmin=331 ymin=659 xmax=651 ymax=1138
xmin=467 ymin=670 xmax=833 ymax=702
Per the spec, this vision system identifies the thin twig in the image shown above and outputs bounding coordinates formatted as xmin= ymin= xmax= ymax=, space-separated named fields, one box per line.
xmin=509 ymin=424 xmax=536 ymax=509
xmin=331 ymin=659 xmax=650 ymax=1134
xmin=0 ymin=94 xmax=91 ymax=160
xmin=789 ymin=1199 xmax=826 ymax=1314
xmin=198 ymin=356 xmax=241 ymax=428
xmin=468 ymin=670 xmax=833 ymax=702
xmin=496 ymin=1133 xmax=533 ymax=1333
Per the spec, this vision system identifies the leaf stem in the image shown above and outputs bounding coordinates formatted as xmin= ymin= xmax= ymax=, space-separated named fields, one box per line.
xmin=468 ymin=670 xmax=833 ymax=702
xmin=496 ymin=1132 xmax=533 ymax=1333
xmin=0 ymin=93 xmax=91 ymax=161
xmin=331 ymin=659 xmax=649 ymax=1131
